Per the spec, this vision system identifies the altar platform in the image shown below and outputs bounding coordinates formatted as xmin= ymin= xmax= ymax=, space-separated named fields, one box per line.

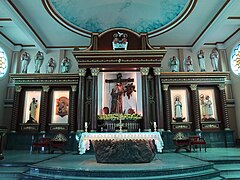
xmin=1 ymin=148 xmax=240 ymax=179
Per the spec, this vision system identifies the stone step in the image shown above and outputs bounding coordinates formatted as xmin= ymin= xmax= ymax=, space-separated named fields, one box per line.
xmin=22 ymin=168 xmax=220 ymax=180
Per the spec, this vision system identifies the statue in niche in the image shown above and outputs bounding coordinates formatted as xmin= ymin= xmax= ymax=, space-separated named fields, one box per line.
xmin=210 ymin=49 xmax=219 ymax=71
xmin=168 ymin=56 xmax=179 ymax=72
xmin=112 ymin=32 xmax=128 ymax=50
xmin=47 ymin=58 xmax=55 ymax=73
xmin=21 ymin=52 xmax=31 ymax=73
xmin=200 ymin=94 xmax=214 ymax=121
xmin=34 ymin=51 xmax=44 ymax=73
xmin=197 ymin=49 xmax=206 ymax=72
xmin=172 ymin=96 xmax=185 ymax=122
xmin=105 ymin=73 xmax=135 ymax=114
xmin=183 ymin=56 xmax=194 ymax=72
xmin=27 ymin=97 xmax=38 ymax=123
xmin=61 ymin=57 xmax=71 ymax=73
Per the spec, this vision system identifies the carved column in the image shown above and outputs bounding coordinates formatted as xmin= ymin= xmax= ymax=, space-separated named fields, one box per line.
xmin=69 ymin=85 xmax=77 ymax=133
xmin=190 ymin=84 xmax=201 ymax=131
xmin=163 ymin=84 xmax=171 ymax=131
xmin=90 ymin=68 xmax=99 ymax=132
xmin=218 ymin=84 xmax=230 ymax=130
xmin=39 ymin=86 xmax=49 ymax=133
xmin=140 ymin=67 xmax=150 ymax=132
xmin=77 ymin=68 xmax=86 ymax=132
xmin=10 ymin=86 xmax=22 ymax=132
xmin=153 ymin=67 xmax=164 ymax=131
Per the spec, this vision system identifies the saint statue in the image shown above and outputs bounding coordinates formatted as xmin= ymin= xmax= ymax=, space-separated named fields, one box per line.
xmin=210 ymin=49 xmax=219 ymax=71
xmin=168 ymin=56 xmax=179 ymax=72
xmin=34 ymin=51 xmax=44 ymax=73
xmin=183 ymin=56 xmax=194 ymax=72
xmin=110 ymin=83 xmax=124 ymax=114
xmin=47 ymin=58 xmax=55 ymax=73
xmin=61 ymin=57 xmax=70 ymax=73
xmin=21 ymin=52 xmax=31 ymax=73
xmin=27 ymin=97 xmax=38 ymax=123
xmin=197 ymin=49 xmax=206 ymax=72
xmin=200 ymin=94 xmax=214 ymax=120
xmin=173 ymin=96 xmax=185 ymax=122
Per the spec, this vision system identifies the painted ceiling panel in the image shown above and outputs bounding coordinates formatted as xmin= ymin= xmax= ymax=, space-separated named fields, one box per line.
xmin=50 ymin=0 xmax=189 ymax=33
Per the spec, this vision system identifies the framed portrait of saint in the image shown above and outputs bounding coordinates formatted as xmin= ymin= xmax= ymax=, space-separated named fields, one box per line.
xmin=51 ymin=90 xmax=70 ymax=123
xmin=170 ymin=88 xmax=189 ymax=122
xmin=23 ymin=90 xmax=41 ymax=123
xmin=198 ymin=88 xmax=217 ymax=121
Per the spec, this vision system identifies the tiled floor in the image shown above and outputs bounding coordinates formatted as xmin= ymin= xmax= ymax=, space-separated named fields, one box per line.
xmin=0 ymin=148 xmax=240 ymax=179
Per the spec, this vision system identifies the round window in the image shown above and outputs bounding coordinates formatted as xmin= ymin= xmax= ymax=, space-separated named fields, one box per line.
xmin=231 ymin=43 xmax=240 ymax=76
xmin=0 ymin=48 xmax=8 ymax=78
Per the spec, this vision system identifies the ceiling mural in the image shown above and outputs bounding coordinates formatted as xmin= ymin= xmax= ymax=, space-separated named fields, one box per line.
xmin=49 ymin=0 xmax=189 ymax=33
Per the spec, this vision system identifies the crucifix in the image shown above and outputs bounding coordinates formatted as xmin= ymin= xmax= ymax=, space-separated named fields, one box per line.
xmin=105 ymin=73 xmax=136 ymax=114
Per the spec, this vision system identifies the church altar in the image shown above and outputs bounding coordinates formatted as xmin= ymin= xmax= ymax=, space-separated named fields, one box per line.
xmin=77 ymin=132 xmax=164 ymax=163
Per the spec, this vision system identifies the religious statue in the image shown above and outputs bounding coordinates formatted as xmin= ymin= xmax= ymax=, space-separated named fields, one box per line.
xmin=112 ymin=32 xmax=128 ymax=50
xmin=110 ymin=83 xmax=124 ymax=114
xmin=27 ymin=97 xmax=38 ymax=123
xmin=197 ymin=49 xmax=206 ymax=72
xmin=210 ymin=49 xmax=219 ymax=71
xmin=21 ymin=52 xmax=31 ymax=73
xmin=47 ymin=58 xmax=55 ymax=73
xmin=34 ymin=51 xmax=44 ymax=73
xmin=56 ymin=96 xmax=69 ymax=117
xmin=200 ymin=94 xmax=214 ymax=120
xmin=173 ymin=96 xmax=185 ymax=122
xmin=61 ymin=57 xmax=70 ymax=73
xmin=168 ymin=56 xmax=179 ymax=72
xmin=183 ymin=56 xmax=194 ymax=72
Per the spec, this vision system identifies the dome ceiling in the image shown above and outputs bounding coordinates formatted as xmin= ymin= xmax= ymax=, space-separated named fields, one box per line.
xmin=49 ymin=0 xmax=191 ymax=35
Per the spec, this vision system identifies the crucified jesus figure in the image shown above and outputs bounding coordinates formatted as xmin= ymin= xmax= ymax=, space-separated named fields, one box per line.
xmin=105 ymin=73 xmax=135 ymax=114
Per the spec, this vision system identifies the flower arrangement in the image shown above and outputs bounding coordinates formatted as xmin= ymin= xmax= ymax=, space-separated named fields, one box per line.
xmin=97 ymin=113 xmax=142 ymax=121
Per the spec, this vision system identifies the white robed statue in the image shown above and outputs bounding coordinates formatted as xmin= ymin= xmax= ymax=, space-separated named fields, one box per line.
xmin=21 ymin=52 xmax=31 ymax=73
xmin=210 ymin=49 xmax=219 ymax=71
xmin=61 ymin=57 xmax=71 ymax=73
xmin=168 ymin=56 xmax=179 ymax=72
xmin=183 ymin=56 xmax=194 ymax=72
xmin=34 ymin=51 xmax=44 ymax=73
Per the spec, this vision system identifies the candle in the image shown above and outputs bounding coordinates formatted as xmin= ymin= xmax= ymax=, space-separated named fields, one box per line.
xmin=154 ymin=122 xmax=156 ymax=127
xmin=85 ymin=122 xmax=87 ymax=127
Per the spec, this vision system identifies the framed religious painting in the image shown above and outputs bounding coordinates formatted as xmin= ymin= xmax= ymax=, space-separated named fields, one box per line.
xmin=51 ymin=90 xmax=70 ymax=124
xmin=170 ymin=88 xmax=190 ymax=123
xmin=198 ymin=88 xmax=218 ymax=122
xmin=22 ymin=90 xmax=41 ymax=124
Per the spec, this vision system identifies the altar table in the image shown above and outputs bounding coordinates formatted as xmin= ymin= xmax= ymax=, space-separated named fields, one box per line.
xmin=76 ymin=132 xmax=164 ymax=163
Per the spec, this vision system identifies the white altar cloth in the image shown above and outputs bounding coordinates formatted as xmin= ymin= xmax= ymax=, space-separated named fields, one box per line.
xmin=76 ymin=132 xmax=164 ymax=155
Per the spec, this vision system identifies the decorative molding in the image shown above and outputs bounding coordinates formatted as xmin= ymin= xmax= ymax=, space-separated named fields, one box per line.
xmin=140 ymin=67 xmax=149 ymax=76
xmin=160 ymin=72 xmax=229 ymax=84
xmin=42 ymin=85 xmax=50 ymax=92
xmin=90 ymin=68 xmax=100 ymax=76
xmin=15 ymin=86 xmax=22 ymax=92
xmin=218 ymin=84 xmax=225 ymax=90
xmin=153 ymin=67 xmax=161 ymax=75
xmin=162 ymin=84 xmax=169 ymax=91
xmin=71 ymin=85 xmax=77 ymax=92
xmin=10 ymin=73 xmax=79 ymax=85
xmin=78 ymin=68 xmax=86 ymax=76
xmin=190 ymin=84 xmax=197 ymax=91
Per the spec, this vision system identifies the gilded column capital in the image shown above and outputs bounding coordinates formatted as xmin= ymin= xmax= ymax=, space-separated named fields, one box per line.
xmin=90 ymin=68 xmax=100 ymax=76
xmin=153 ymin=67 xmax=161 ymax=76
xmin=79 ymin=68 xmax=86 ymax=76
xmin=190 ymin=84 xmax=197 ymax=91
xmin=218 ymin=84 xmax=225 ymax=91
xmin=42 ymin=86 xmax=50 ymax=92
xmin=162 ymin=84 xmax=169 ymax=91
xmin=15 ymin=86 xmax=22 ymax=92
xmin=140 ymin=67 xmax=150 ymax=76
xmin=71 ymin=85 xmax=77 ymax=92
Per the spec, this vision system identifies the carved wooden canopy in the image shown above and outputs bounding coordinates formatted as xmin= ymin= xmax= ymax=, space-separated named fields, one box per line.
xmin=73 ymin=28 xmax=166 ymax=69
